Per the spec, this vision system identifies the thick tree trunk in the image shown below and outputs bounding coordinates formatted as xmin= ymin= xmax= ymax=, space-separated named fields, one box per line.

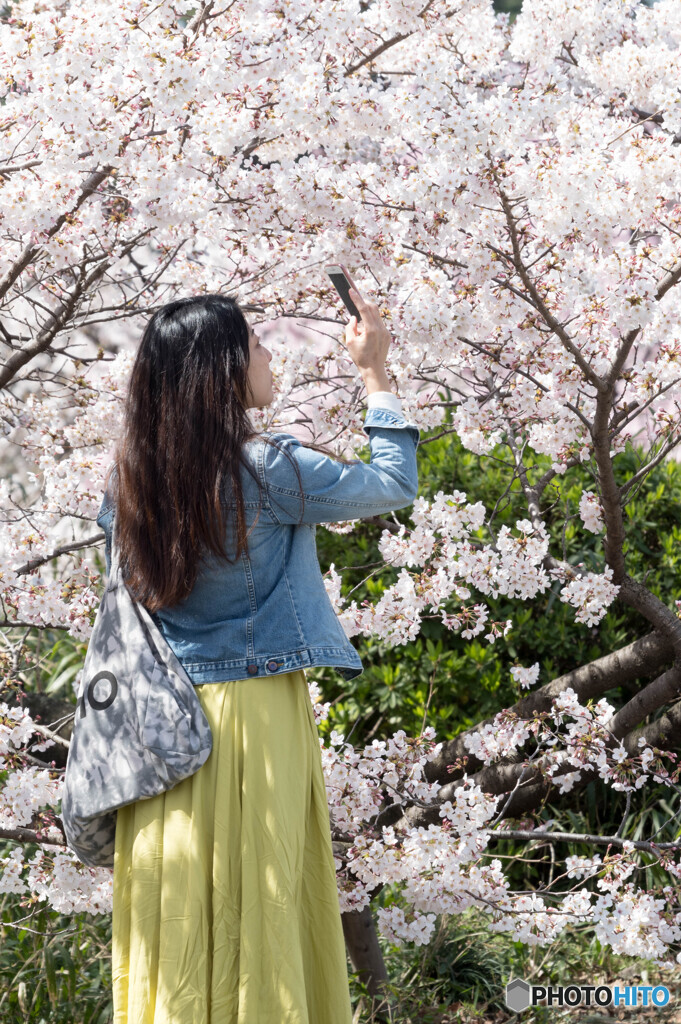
xmin=341 ymin=906 xmax=397 ymax=1023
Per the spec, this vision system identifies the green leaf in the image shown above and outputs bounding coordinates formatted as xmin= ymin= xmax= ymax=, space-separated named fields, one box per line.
xmin=44 ymin=945 xmax=58 ymax=1002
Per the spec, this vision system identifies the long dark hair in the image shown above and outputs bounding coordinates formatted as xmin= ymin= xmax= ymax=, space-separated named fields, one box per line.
xmin=107 ymin=293 xmax=356 ymax=612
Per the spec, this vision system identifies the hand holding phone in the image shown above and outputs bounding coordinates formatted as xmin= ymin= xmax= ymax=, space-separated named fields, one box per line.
xmin=327 ymin=264 xmax=392 ymax=378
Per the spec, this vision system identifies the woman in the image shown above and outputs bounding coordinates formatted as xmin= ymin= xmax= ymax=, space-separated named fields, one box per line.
xmin=97 ymin=268 xmax=420 ymax=1023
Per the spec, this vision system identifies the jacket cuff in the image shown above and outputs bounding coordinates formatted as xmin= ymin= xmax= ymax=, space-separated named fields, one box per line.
xmin=366 ymin=391 xmax=403 ymax=416
xmin=362 ymin=404 xmax=420 ymax=445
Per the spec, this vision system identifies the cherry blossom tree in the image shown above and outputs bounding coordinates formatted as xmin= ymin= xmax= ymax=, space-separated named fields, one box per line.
xmin=2 ymin=0 xmax=681 ymax=1005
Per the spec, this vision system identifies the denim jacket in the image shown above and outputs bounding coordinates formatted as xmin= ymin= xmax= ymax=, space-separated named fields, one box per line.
xmin=96 ymin=400 xmax=420 ymax=683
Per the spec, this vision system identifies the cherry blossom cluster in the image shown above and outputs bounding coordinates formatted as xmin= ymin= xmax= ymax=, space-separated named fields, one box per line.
xmin=552 ymin=566 xmax=621 ymax=627
xmin=325 ymin=495 xmax=619 ymax=643
xmin=510 ymin=662 xmax=540 ymax=690
xmin=321 ymin=727 xmax=444 ymax=842
xmin=547 ymin=689 xmax=679 ymax=793
xmin=461 ymin=686 xmax=679 ymax=803
xmin=579 ymin=491 xmax=605 ymax=534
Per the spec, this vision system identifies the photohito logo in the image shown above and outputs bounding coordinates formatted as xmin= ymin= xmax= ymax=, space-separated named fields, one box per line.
xmin=505 ymin=977 xmax=671 ymax=1012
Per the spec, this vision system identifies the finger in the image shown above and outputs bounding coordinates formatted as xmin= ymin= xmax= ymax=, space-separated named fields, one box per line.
xmin=348 ymin=287 xmax=369 ymax=310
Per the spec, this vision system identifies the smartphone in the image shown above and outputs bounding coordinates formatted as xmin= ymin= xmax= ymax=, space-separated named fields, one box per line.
xmin=325 ymin=265 xmax=362 ymax=321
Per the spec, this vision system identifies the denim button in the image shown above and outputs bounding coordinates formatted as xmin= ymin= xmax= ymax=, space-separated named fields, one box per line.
xmin=266 ymin=659 xmax=279 ymax=672
xmin=247 ymin=663 xmax=258 ymax=675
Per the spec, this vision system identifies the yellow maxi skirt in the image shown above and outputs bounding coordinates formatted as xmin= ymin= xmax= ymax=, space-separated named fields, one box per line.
xmin=112 ymin=669 xmax=354 ymax=1024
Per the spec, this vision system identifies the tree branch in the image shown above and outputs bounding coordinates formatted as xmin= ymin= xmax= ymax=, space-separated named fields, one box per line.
xmin=0 ymin=228 xmax=151 ymax=390
xmin=488 ymin=156 xmax=608 ymax=394
xmin=604 ymin=665 xmax=681 ymax=738
xmin=486 ymin=828 xmax=681 ymax=855
xmin=0 ymin=825 xmax=66 ymax=848
xmin=0 ymin=164 xmax=115 ymax=304
xmin=14 ymin=534 xmax=105 ymax=577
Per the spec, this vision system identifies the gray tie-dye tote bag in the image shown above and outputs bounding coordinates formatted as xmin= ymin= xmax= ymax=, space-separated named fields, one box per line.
xmin=60 ymin=519 xmax=213 ymax=868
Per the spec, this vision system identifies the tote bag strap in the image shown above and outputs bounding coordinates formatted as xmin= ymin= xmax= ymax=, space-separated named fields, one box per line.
xmin=108 ymin=512 xmax=155 ymax=630
xmin=106 ymin=510 xmax=190 ymax=683
xmin=109 ymin=510 xmax=121 ymax=579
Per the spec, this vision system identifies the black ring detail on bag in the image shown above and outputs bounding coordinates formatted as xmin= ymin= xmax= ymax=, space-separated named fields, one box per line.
xmin=87 ymin=670 xmax=118 ymax=710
